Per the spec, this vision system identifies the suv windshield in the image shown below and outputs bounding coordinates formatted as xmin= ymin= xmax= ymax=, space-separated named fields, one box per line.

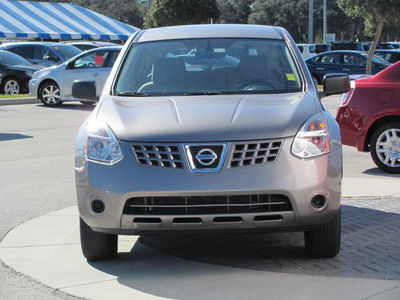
xmin=0 ymin=51 xmax=30 ymax=66
xmin=52 ymin=45 xmax=82 ymax=60
xmin=115 ymin=38 xmax=302 ymax=96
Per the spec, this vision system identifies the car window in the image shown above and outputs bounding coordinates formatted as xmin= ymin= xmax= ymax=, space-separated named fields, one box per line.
xmin=10 ymin=46 xmax=34 ymax=59
xmin=115 ymin=38 xmax=302 ymax=96
xmin=53 ymin=45 xmax=82 ymax=60
xmin=343 ymin=54 xmax=365 ymax=66
xmin=314 ymin=54 xmax=341 ymax=64
xmin=73 ymin=51 xmax=109 ymax=69
xmin=103 ymin=50 xmax=120 ymax=68
xmin=298 ymin=46 xmax=304 ymax=53
xmin=34 ymin=46 xmax=60 ymax=61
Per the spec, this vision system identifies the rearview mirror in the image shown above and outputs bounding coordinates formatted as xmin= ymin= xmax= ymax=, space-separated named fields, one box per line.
xmin=72 ymin=80 xmax=98 ymax=101
xmin=321 ymin=73 xmax=350 ymax=97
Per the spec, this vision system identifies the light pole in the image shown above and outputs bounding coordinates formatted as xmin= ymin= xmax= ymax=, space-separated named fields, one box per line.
xmin=308 ymin=0 xmax=313 ymax=43
xmin=323 ymin=0 xmax=327 ymax=43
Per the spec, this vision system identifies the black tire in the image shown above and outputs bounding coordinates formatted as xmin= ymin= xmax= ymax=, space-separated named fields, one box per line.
xmin=80 ymin=217 xmax=118 ymax=261
xmin=370 ymin=123 xmax=400 ymax=174
xmin=304 ymin=209 xmax=341 ymax=258
xmin=80 ymin=101 xmax=95 ymax=107
xmin=39 ymin=82 xmax=63 ymax=107
xmin=3 ymin=77 xmax=21 ymax=95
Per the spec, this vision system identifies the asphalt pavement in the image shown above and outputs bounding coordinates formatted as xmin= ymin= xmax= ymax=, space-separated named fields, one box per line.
xmin=0 ymin=97 xmax=399 ymax=300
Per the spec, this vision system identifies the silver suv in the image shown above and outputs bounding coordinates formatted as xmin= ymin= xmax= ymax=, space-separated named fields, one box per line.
xmin=74 ymin=24 xmax=350 ymax=261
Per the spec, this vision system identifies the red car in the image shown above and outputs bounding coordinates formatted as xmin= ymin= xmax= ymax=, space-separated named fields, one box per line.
xmin=336 ymin=61 xmax=400 ymax=173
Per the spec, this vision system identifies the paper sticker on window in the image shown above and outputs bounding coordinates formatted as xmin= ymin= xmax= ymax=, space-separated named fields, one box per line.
xmin=286 ymin=73 xmax=296 ymax=81
xmin=95 ymin=55 xmax=103 ymax=66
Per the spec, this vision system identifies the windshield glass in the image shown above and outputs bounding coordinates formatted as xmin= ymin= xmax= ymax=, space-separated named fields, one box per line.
xmin=0 ymin=51 xmax=30 ymax=66
xmin=115 ymin=38 xmax=302 ymax=96
xmin=52 ymin=45 xmax=82 ymax=60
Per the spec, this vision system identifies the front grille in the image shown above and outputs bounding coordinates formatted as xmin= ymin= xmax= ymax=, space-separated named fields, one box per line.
xmin=229 ymin=140 xmax=282 ymax=168
xmin=123 ymin=194 xmax=292 ymax=215
xmin=132 ymin=144 xmax=183 ymax=169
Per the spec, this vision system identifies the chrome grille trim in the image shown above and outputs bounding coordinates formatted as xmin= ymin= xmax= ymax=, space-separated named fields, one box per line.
xmin=229 ymin=140 xmax=283 ymax=168
xmin=123 ymin=194 xmax=293 ymax=215
xmin=132 ymin=144 xmax=184 ymax=169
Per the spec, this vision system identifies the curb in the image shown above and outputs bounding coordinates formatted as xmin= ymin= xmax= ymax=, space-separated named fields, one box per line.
xmin=0 ymin=97 xmax=39 ymax=106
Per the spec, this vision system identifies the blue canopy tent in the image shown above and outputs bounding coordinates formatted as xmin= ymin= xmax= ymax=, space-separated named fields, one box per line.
xmin=0 ymin=0 xmax=139 ymax=41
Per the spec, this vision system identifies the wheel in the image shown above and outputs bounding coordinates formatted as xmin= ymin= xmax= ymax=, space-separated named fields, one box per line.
xmin=370 ymin=123 xmax=400 ymax=173
xmin=3 ymin=78 xmax=21 ymax=95
xmin=312 ymin=76 xmax=319 ymax=86
xmin=241 ymin=80 xmax=282 ymax=91
xmin=39 ymin=82 xmax=63 ymax=106
xmin=304 ymin=209 xmax=341 ymax=258
xmin=80 ymin=217 xmax=118 ymax=261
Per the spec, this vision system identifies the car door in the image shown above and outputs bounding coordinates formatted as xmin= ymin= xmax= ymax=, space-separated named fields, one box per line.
xmin=63 ymin=50 xmax=111 ymax=99
xmin=341 ymin=53 xmax=367 ymax=74
xmin=311 ymin=53 xmax=343 ymax=81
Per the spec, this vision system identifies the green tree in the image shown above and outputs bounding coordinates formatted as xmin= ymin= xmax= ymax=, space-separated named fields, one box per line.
xmin=217 ymin=0 xmax=253 ymax=24
xmin=144 ymin=0 xmax=219 ymax=28
xmin=338 ymin=0 xmax=400 ymax=74
xmin=249 ymin=0 xmax=309 ymax=42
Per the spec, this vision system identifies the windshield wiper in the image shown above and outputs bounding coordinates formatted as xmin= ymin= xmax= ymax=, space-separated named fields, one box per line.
xmin=117 ymin=92 xmax=148 ymax=97
xmin=184 ymin=91 xmax=226 ymax=96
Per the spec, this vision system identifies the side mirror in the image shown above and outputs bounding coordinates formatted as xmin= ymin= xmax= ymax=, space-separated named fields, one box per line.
xmin=72 ymin=80 xmax=98 ymax=101
xmin=66 ymin=61 xmax=74 ymax=69
xmin=321 ymin=73 xmax=350 ymax=97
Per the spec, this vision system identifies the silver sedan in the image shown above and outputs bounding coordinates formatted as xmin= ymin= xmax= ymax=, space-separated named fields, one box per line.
xmin=29 ymin=46 xmax=122 ymax=106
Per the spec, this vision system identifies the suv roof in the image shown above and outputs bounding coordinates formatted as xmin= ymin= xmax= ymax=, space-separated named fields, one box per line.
xmin=138 ymin=24 xmax=284 ymax=43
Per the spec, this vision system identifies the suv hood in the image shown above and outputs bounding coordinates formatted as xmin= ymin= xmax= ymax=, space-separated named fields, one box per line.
xmin=97 ymin=93 xmax=318 ymax=142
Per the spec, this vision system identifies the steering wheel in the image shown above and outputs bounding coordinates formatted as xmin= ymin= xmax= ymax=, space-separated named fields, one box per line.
xmin=241 ymin=80 xmax=283 ymax=91
xmin=87 ymin=62 xmax=96 ymax=68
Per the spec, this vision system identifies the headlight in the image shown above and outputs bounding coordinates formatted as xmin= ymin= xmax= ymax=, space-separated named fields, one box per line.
xmin=292 ymin=113 xmax=330 ymax=158
xmin=86 ymin=119 xmax=123 ymax=164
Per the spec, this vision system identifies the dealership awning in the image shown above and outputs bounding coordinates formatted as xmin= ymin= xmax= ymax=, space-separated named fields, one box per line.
xmin=0 ymin=0 xmax=139 ymax=41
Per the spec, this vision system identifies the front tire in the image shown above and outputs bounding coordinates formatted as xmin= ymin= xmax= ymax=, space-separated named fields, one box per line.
xmin=370 ymin=123 xmax=400 ymax=173
xmin=39 ymin=82 xmax=63 ymax=106
xmin=3 ymin=78 xmax=21 ymax=95
xmin=304 ymin=209 xmax=341 ymax=258
xmin=80 ymin=217 xmax=118 ymax=261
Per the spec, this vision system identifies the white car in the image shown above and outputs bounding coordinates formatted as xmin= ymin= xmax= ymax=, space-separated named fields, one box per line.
xmin=29 ymin=46 xmax=122 ymax=106
xmin=297 ymin=44 xmax=316 ymax=59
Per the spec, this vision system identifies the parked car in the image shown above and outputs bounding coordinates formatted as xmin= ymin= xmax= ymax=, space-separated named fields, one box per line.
xmin=0 ymin=50 xmax=43 ymax=94
xmin=63 ymin=41 xmax=120 ymax=51
xmin=331 ymin=41 xmax=364 ymax=51
xmin=315 ymin=43 xmax=332 ymax=54
xmin=363 ymin=42 xmax=395 ymax=51
xmin=389 ymin=42 xmax=400 ymax=49
xmin=337 ymin=61 xmax=400 ymax=173
xmin=0 ymin=42 xmax=82 ymax=67
xmin=306 ymin=50 xmax=391 ymax=85
xmin=297 ymin=43 xmax=316 ymax=59
xmin=72 ymin=24 xmax=350 ymax=261
xmin=29 ymin=46 xmax=122 ymax=106
xmin=373 ymin=49 xmax=400 ymax=64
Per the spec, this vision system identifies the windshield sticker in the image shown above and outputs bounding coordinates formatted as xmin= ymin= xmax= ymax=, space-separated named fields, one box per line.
xmin=286 ymin=73 xmax=296 ymax=81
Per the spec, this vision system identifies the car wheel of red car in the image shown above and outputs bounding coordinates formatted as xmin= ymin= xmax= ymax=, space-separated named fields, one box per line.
xmin=370 ymin=123 xmax=400 ymax=174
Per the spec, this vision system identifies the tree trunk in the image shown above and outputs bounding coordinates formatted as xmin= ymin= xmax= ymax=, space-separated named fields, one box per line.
xmin=366 ymin=16 xmax=384 ymax=75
